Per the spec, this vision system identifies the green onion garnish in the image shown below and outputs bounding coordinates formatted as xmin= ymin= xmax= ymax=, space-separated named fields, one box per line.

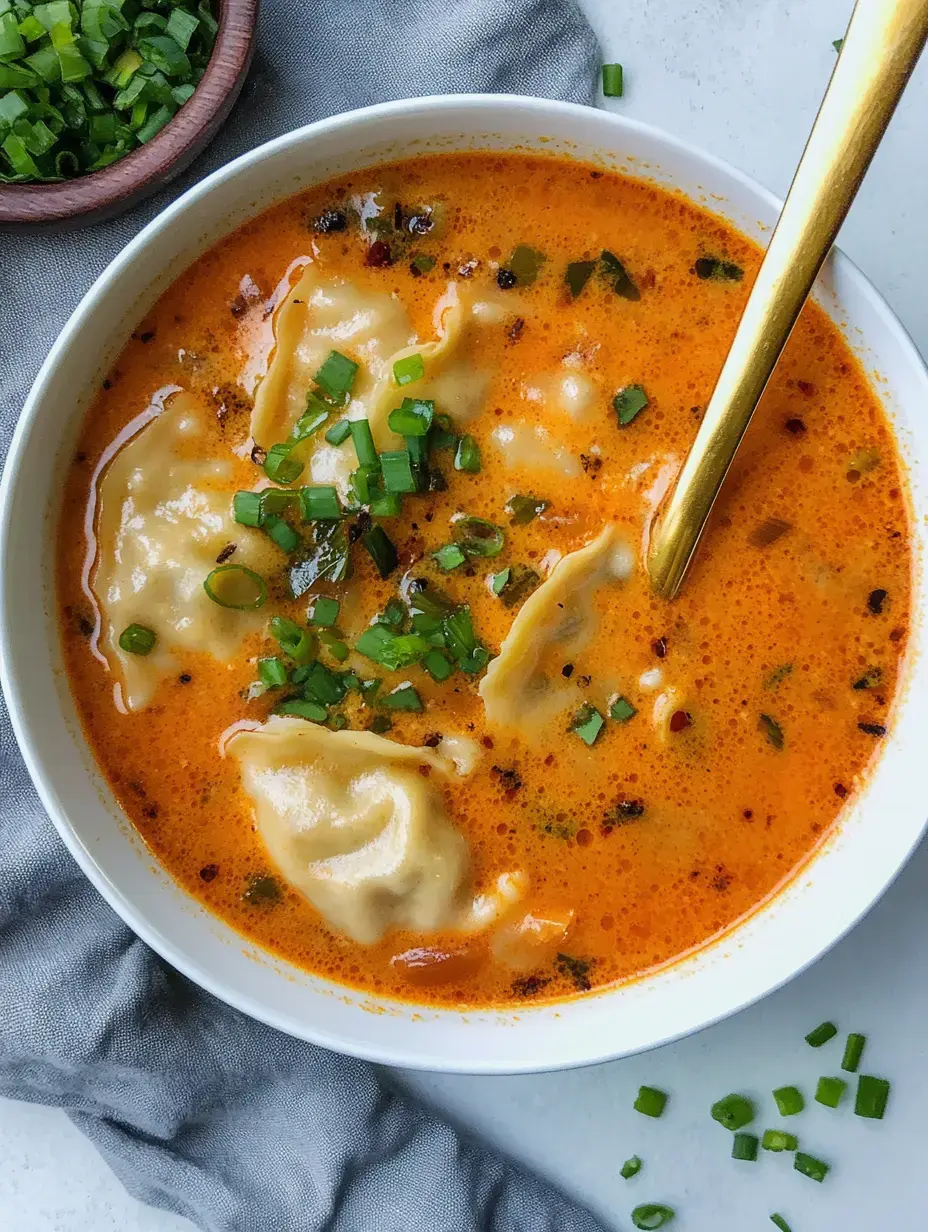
xmin=508 ymin=244 xmax=546 ymax=286
xmin=490 ymin=567 xmax=510 ymax=596
xmin=370 ymin=491 xmax=402 ymax=518
xmin=602 ymin=62 xmax=624 ymax=97
xmin=326 ymin=712 xmax=348 ymax=731
xmin=355 ymin=627 xmax=429 ymax=670
xmin=350 ymin=465 xmax=378 ymax=505
xmin=731 ymin=1133 xmax=759 ymax=1162
xmin=314 ymin=350 xmax=358 ymax=400
xmin=794 ymin=1152 xmax=829 ymax=1183
xmin=631 ymin=1203 xmax=674 ymax=1230
xmin=841 ymin=1033 xmax=866 ymax=1074
xmin=694 ymin=256 xmax=744 ymax=282
xmin=814 ymin=1076 xmax=847 ymax=1109
xmin=309 ymin=596 xmax=339 ymax=627
xmin=203 ymin=564 xmax=267 ymax=610
xmin=710 ymin=1094 xmax=754 ymax=1131
xmin=379 ymin=598 xmax=406 ymax=628
xmin=300 ymin=661 xmax=347 ymax=705
xmin=433 ymin=543 xmax=466 ymax=572
xmin=855 ymin=1075 xmax=890 ymax=1119
xmin=454 ymin=434 xmax=481 ymax=473
xmin=291 ymin=405 xmax=329 ymax=442
xmin=620 ymin=1155 xmax=642 ymax=1180
xmin=273 ymin=698 xmax=327 ymax=722
xmin=232 ymin=491 xmax=262 ymax=527
xmin=368 ymin=714 xmax=392 ymax=734
xmin=317 ymin=628 xmax=350 ymax=662
xmin=349 ymin=418 xmax=378 ymax=469
xmin=264 ymin=441 xmax=304 ymax=484
xmin=118 ymin=623 xmax=155 ymax=655
xmin=772 ymin=1086 xmax=804 ymax=1117
xmin=570 ymin=704 xmax=604 ymax=747
xmin=388 ymin=398 xmax=434 ymax=436
xmin=566 ymin=259 xmax=597 ymax=298
xmin=614 ymin=384 xmax=649 ymax=426
xmin=770 ymin=1216 xmax=792 ymax=1232
xmin=601 ymin=250 xmax=640 ymax=300
xmin=506 ymin=493 xmax=549 ymax=525
xmin=324 ymin=418 xmax=352 ymax=446
xmin=270 ymin=616 xmax=315 ymax=665
xmin=263 ymin=514 xmax=300 ymax=555
xmin=805 ymin=1021 xmax=838 ymax=1047
xmin=361 ymin=523 xmax=398 ymax=579
xmin=381 ymin=683 xmax=423 ymax=711
xmin=300 ymin=486 xmax=341 ymax=521
xmin=452 ymin=515 xmax=504 ymax=557
xmin=609 ymin=696 xmax=637 ymax=722
xmin=833 ymin=38 xmax=844 ymax=52
xmin=257 ymin=656 xmax=288 ymax=688
xmin=381 ymin=449 xmax=417 ymax=494
xmin=633 ymin=1086 xmax=667 ymax=1118
xmin=423 ymin=649 xmax=454 ymax=682
xmin=393 ymin=352 xmax=424 ymax=387
xmin=762 ymin=1130 xmax=798 ymax=1153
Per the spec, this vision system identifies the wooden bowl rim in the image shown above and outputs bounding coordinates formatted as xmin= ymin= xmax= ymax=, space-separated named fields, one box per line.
xmin=0 ymin=0 xmax=258 ymax=226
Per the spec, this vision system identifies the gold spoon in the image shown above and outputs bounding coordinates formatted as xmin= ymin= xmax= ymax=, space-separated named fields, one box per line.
xmin=647 ymin=0 xmax=928 ymax=600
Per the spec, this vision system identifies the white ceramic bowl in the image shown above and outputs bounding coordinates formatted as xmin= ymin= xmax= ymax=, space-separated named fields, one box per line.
xmin=3 ymin=95 xmax=927 ymax=1074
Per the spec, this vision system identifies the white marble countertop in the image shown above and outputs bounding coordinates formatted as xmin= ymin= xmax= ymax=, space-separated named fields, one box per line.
xmin=4 ymin=0 xmax=928 ymax=1227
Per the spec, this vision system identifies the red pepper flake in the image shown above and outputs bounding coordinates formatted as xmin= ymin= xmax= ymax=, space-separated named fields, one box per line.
xmin=250 ymin=444 xmax=267 ymax=467
xmin=423 ymin=732 xmax=442 ymax=748
xmin=669 ymin=710 xmax=692 ymax=733
xmin=511 ymin=974 xmax=551 ymax=998
xmin=834 ymin=782 xmax=847 ymax=798
xmin=652 ymin=636 xmax=668 ymax=659
xmin=366 ymin=240 xmax=392 ymax=267
xmin=199 ymin=863 xmax=219 ymax=882
xmin=507 ymin=316 xmax=525 ymax=342
xmin=796 ymin=379 xmax=816 ymax=396
xmin=858 ymin=721 xmax=887 ymax=737
xmin=867 ymin=588 xmax=888 ymax=614
xmin=889 ymin=627 xmax=905 ymax=642
xmin=784 ymin=417 xmax=807 ymax=435
xmin=215 ymin=543 xmax=237 ymax=564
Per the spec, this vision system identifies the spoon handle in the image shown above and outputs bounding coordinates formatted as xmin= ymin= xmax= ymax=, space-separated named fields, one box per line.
xmin=647 ymin=0 xmax=928 ymax=600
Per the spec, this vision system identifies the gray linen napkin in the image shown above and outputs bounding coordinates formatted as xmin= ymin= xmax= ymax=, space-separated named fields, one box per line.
xmin=0 ymin=1 xmax=609 ymax=1229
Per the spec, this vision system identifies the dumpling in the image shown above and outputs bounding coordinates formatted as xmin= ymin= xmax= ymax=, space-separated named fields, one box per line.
xmin=225 ymin=718 xmax=471 ymax=945
xmin=480 ymin=525 xmax=635 ymax=732
xmin=490 ymin=421 xmax=582 ymax=478
xmin=250 ymin=265 xmax=413 ymax=448
xmin=92 ymin=393 xmax=276 ymax=711
xmin=522 ymin=369 xmax=598 ymax=421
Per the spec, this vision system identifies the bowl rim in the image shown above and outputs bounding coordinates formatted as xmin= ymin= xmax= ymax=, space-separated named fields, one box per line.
xmin=4 ymin=92 xmax=927 ymax=1073
xmin=0 ymin=0 xmax=258 ymax=227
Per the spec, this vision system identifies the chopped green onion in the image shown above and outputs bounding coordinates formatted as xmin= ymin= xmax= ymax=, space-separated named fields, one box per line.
xmin=770 ymin=1217 xmax=792 ymax=1232
xmin=299 ymin=486 xmax=341 ymax=521
xmin=602 ymin=62 xmax=624 ymax=97
xmin=203 ymin=564 xmax=267 ymax=610
xmin=508 ymin=244 xmax=546 ymax=286
xmin=361 ymin=523 xmax=398 ymax=579
xmin=292 ymin=406 xmax=329 ymax=442
xmin=433 ymin=543 xmax=466 ymax=571
xmin=355 ymin=626 xmax=429 ymax=671
xmin=270 ymin=616 xmax=315 ymax=665
xmin=805 ymin=1021 xmax=838 ymax=1047
xmin=139 ymin=105 xmax=177 ymax=147
xmin=257 ymin=656 xmax=288 ymax=688
xmin=370 ymin=491 xmax=402 ymax=518
xmin=300 ymin=661 xmax=347 ymax=706
xmin=566 ymin=259 xmax=597 ymax=297
xmin=325 ymin=418 xmax=352 ymax=446
xmin=710 ymin=1094 xmax=754 ymax=1131
xmin=855 ymin=1075 xmax=890 ymax=1119
xmin=614 ymin=384 xmax=649 ymax=426
xmin=315 ymin=350 xmax=358 ymax=400
xmin=349 ymin=418 xmax=378 ymax=468
xmin=381 ymin=683 xmax=423 ymax=711
xmin=506 ymin=493 xmax=549 ymax=525
xmin=326 ymin=711 xmax=349 ymax=731
xmin=633 ymin=1086 xmax=667 ymax=1119
xmin=833 ymin=38 xmax=844 ymax=52
xmin=441 ymin=606 xmax=478 ymax=660
xmin=490 ymin=567 xmax=511 ymax=596
xmin=815 ymin=1076 xmax=847 ymax=1109
xmin=631 ymin=1204 xmax=674 ymax=1229
xmin=317 ymin=629 xmax=349 ymax=662
xmin=454 ymin=434 xmax=481 ymax=473
xmin=423 ymin=649 xmax=454 ymax=682
xmin=263 ymin=514 xmax=300 ymax=555
xmin=570 ymin=704 xmax=604 ymax=747
xmin=406 ymin=579 xmax=454 ymax=619
xmin=841 ymin=1033 xmax=866 ymax=1074
xmin=601 ymin=250 xmax=640 ymax=300
xmin=137 ymin=33 xmax=191 ymax=78
xmin=772 ymin=1086 xmax=804 ymax=1117
xmin=164 ymin=7 xmax=199 ymax=51
xmin=762 ymin=1130 xmax=798 ymax=1153
xmin=18 ymin=16 xmax=48 ymax=44
xmin=350 ymin=464 xmax=378 ymax=505
xmin=274 ymin=698 xmax=327 ymax=722
xmin=619 ymin=1155 xmax=642 ymax=1180
xmin=381 ymin=449 xmax=416 ymax=494
xmin=694 ymin=256 xmax=743 ymax=282
xmin=380 ymin=598 xmax=406 ymax=628
xmin=609 ymin=696 xmax=637 ymax=722
xmin=388 ymin=397 xmax=434 ymax=436
xmin=794 ymin=1152 xmax=829 ymax=1183
xmin=368 ymin=714 xmax=392 ymax=734
xmin=118 ymin=623 xmax=155 ymax=655
xmin=452 ymin=515 xmax=504 ymax=557
xmin=0 ymin=12 xmax=26 ymax=61
xmin=309 ymin=596 xmax=340 ymax=627
xmin=732 ymin=1133 xmax=759 ymax=1162
xmin=393 ymin=352 xmax=424 ymax=386
xmin=429 ymin=414 xmax=456 ymax=451
xmin=264 ymin=441 xmax=304 ymax=484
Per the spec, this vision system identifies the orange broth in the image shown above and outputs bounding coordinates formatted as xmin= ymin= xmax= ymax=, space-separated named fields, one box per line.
xmin=57 ymin=153 xmax=911 ymax=1006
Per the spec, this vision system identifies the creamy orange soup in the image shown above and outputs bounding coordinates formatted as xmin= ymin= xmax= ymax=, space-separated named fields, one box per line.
xmin=57 ymin=153 xmax=911 ymax=1007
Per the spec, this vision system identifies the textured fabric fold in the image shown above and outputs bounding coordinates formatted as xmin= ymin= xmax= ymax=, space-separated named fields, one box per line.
xmin=0 ymin=0 xmax=609 ymax=1228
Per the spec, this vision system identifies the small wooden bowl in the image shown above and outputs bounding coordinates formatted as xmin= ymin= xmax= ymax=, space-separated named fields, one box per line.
xmin=0 ymin=0 xmax=258 ymax=229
